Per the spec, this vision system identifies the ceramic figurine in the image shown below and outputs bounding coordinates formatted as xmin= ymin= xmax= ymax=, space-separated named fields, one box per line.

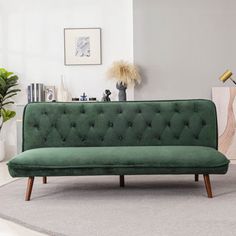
xmin=102 ymin=90 xmax=111 ymax=102
xmin=80 ymin=92 xmax=87 ymax=101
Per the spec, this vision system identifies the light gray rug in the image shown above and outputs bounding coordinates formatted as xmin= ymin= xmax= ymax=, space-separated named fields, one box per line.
xmin=1 ymin=166 xmax=236 ymax=236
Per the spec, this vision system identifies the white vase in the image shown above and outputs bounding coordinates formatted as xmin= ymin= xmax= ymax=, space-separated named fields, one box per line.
xmin=0 ymin=139 xmax=5 ymax=162
xmin=57 ymin=75 xmax=69 ymax=102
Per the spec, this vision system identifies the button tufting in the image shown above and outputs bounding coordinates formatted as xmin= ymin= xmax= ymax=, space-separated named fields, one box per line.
xmin=174 ymin=104 xmax=179 ymax=113
xmin=89 ymin=122 xmax=95 ymax=127
xmin=26 ymin=101 xmax=215 ymax=149
xmin=184 ymin=121 xmax=189 ymax=127
xmin=137 ymin=135 xmax=142 ymax=140
xmin=108 ymin=122 xmax=113 ymax=127
xmin=81 ymin=137 xmax=86 ymax=141
xmin=128 ymin=122 xmax=133 ymax=127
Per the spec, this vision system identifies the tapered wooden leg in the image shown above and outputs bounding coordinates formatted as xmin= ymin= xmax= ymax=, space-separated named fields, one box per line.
xmin=195 ymin=174 xmax=199 ymax=182
xmin=120 ymin=175 xmax=125 ymax=187
xmin=203 ymin=174 xmax=213 ymax=198
xmin=25 ymin=177 xmax=34 ymax=201
xmin=43 ymin=176 xmax=47 ymax=184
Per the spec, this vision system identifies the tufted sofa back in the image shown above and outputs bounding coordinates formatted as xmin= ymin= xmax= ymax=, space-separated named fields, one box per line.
xmin=22 ymin=100 xmax=218 ymax=151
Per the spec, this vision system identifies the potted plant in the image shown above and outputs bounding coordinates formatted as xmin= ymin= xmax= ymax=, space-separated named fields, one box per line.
xmin=107 ymin=60 xmax=141 ymax=101
xmin=0 ymin=68 xmax=20 ymax=161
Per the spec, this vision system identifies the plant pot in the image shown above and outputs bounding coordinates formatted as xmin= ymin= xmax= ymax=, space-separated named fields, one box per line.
xmin=0 ymin=139 xmax=5 ymax=162
xmin=116 ymin=82 xmax=127 ymax=101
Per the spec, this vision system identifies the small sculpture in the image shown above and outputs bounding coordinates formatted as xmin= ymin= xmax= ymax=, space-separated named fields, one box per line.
xmin=116 ymin=82 xmax=127 ymax=101
xmin=107 ymin=60 xmax=141 ymax=101
xmin=80 ymin=92 xmax=87 ymax=101
xmin=102 ymin=89 xmax=111 ymax=102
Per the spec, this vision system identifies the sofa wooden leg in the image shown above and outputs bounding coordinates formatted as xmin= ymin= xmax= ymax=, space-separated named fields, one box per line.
xmin=203 ymin=174 xmax=213 ymax=198
xmin=195 ymin=174 xmax=199 ymax=182
xmin=25 ymin=177 xmax=34 ymax=201
xmin=120 ymin=175 xmax=125 ymax=187
xmin=43 ymin=176 xmax=47 ymax=184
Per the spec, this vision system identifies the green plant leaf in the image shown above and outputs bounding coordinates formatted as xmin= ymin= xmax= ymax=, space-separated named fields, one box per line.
xmin=0 ymin=68 xmax=7 ymax=75
xmin=6 ymin=72 xmax=14 ymax=77
xmin=5 ymin=89 xmax=21 ymax=95
xmin=0 ymin=68 xmax=20 ymax=125
xmin=1 ymin=109 xmax=16 ymax=122
xmin=7 ymin=75 xmax=18 ymax=81
xmin=2 ymin=93 xmax=17 ymax=101
xmin=0 ymin=77 xmax=6 ymax=87
xmin=2 ymin=101 xmax=14 ymax=106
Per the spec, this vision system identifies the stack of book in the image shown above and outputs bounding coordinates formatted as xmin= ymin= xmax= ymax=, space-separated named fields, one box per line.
xmin=27 ymin=83 xmax=44 ymax=103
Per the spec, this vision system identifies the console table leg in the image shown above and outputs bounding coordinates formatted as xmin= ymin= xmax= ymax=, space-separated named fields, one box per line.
xmin=43 ymin=176 xmax=47 ymax=184
xmin=195 ymin=174 xmax=199 ymax=182
xmin=120 ymin=175 xmax=125 ymax=187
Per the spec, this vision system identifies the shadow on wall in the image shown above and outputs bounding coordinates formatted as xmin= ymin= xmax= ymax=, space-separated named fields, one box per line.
xmin=135 ymin=65 xmax=149 ymax=100
xmin=137 ymin=65 xmax=146 ymax=85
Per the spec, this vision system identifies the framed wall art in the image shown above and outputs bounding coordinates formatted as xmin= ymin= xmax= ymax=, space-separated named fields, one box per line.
xmin=64 ymin=28 xmax=102 ymax=65
xmin=44 ymin=86 xmax=56 ymax=102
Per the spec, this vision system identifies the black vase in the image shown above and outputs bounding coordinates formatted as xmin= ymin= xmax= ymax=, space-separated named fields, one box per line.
xmin=116 ymin=82 xmax=127 ymax=101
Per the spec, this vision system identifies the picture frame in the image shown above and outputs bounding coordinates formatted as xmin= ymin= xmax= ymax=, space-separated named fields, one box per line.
xmin=44 ymin=86 xmax=56 ymax=102
xmin=64 ymin=28 xmax=102 ymax=65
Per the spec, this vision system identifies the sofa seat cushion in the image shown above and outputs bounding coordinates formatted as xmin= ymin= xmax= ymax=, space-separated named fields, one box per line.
xmin=8 ymin=146 xmax=229 ymax=177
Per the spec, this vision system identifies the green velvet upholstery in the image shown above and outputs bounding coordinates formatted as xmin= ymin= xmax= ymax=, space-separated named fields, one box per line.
xmin=22 ymin=100 xmax=218 ymax=150
xmin=8 ymin=99 xmax=230 ymax=178
xmin=8 ymin=146 xmax=229 ymax=177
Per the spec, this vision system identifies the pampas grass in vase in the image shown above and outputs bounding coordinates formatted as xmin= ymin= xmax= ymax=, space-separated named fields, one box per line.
xmin=107 ymin=60 xmax=141 ymax=101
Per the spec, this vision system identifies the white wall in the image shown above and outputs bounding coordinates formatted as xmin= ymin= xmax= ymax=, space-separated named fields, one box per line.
xmin=133 ymin=0 xmax=236 ymax=100
xmin=0 ymin=0 xmax=134 ymax=159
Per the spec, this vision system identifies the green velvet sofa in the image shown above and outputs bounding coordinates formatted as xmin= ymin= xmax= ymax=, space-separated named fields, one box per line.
xmin=8 ymin=99 xmax=230 ymax=200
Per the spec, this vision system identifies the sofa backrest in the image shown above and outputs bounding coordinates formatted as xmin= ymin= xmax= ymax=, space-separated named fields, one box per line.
xmin=22 ymin=99 xmax=218 ymax=151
